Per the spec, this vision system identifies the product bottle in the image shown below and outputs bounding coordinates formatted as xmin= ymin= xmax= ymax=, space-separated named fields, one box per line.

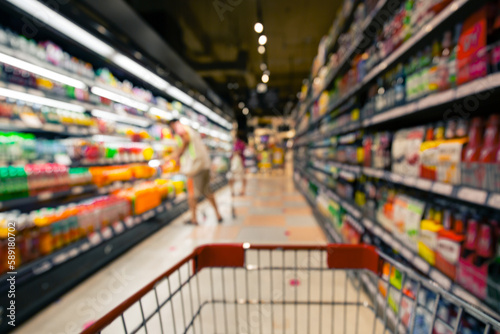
xmin=429 ymin=38 xmax=442 ymax=92
xmin=463 ymin=118 xmax=484 ymax=163
xmin=479 ymin=114 xmax=500 ymax=163
xmin=463 ymin=213 xmax=480 ymax=258
xmin=475 ymin=222 xmax=494 ymax=266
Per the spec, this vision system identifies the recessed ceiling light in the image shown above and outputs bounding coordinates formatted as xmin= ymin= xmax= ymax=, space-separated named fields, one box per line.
xmin=238 ymin=102 xmax=245 ymax=109
xmin=257 ymin=83 xmax=267 ymax=93
xmin=258 ymin=35 xmax=267 ymax=45
xmin=261 ymin=73 xmax=269 ymax=83
xmin=260 ymin=63 xmax=267 ymax=71
xmin=254 ymin=22 xmax=264 ymax=33
xmin=242 ymin=107 xmax=249 ymax=115
xmin=258 ymin=46 xmax=266 ymax=54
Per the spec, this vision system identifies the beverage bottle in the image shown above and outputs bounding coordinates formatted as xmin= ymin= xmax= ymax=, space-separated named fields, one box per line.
xmin=463 ymin=213 xmax=480 ymax=258
xmin=479 ymin=114 xmax=500 ymax=163
xmin=475 ymin=222 xmax=494 ymax=266
xmin=463 ymin=118 xmax=484 ymax=163
xmin=429 ymin=38 xmax=441 ymax=93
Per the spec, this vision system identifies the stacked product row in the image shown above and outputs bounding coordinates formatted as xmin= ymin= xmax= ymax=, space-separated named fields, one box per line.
xmin=0 ymin=177 xmax=185 ymax=274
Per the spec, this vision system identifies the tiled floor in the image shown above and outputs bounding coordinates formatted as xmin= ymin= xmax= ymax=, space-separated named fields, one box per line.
xmin=16 ymin=173 xmax=331 ymax=334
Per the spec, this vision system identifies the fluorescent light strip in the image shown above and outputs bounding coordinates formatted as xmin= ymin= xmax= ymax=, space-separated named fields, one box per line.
xmin=91 ymin=109 xmax=151 ymax=127
xmin=149 ymin=107 xmax=173 ymax=120
xmin=111 ymin=54 xmax=170 ymax=91
xmin=91 ymin=86 xmax=149 ymax=111
xmin=6 ymin=0 xmax=233 ymax=130
xmin=6 ymin=0 xmax=115 ymax=58
xmin=0 ymin=53 xmax=87 ymax=89
xmin=0 ymin=87 xmax=85 ymax=112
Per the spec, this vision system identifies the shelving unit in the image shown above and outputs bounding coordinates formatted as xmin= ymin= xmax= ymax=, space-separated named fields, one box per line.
xmin=0 ymin=175 xmax=227 ymax=332
xmin=293 ymin=0 xmax=500 ymax=323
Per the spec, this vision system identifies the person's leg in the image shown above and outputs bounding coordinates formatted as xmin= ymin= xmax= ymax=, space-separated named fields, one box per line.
xmin=241 ymin=175 xmax=246 ymax=196
xmin=229 ymin=177 xmax=235 ymax=196
xmin=201 ymin=170 xmax=222 ymax=221
xmin=186 ymin=177 xmax=199 ymax=224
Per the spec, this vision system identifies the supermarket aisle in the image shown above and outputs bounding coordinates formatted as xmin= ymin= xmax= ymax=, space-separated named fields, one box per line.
xmin=16 ymin=173 xmax=326 ymax=334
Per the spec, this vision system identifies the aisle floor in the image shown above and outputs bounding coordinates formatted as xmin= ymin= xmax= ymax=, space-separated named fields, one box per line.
xmin=17 ymin=173 xmax=333 ymax=334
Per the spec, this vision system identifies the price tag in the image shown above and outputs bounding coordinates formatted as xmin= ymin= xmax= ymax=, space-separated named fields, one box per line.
xmin=400 ymin=247 xmax=414 ymax=262
xmin=68 ymin=126 xmax=80 ymax=134
xmin=416 ymin=178 xmax=433 ymax=191
xmin=80 ymin=242 xmax=90 ymax=252
xmin=101 ymin=226 xmax=113 ymax=240
xmin=430 ymin=269 xmax=452 ymax=290
xmin=451 ymin=286 xmax=478 ymax=305
xmin=43 ymin=123 xmax=65 ymax=132
xmin=32 ymin=261 xmax=52 ymax=275
xmin=157 ymin=206 xmax=164 ymax=213
xmin=67 ymin=248 xmax=79 ymax=258
xmin=124 ymin=217 xmax=134 ymax=228
xmin=457 ymin=187 xmax=487 ymax=205
xmin=487 ymin=193 xmax=500 ymax=209
xmin=88 ymin=232 xmax=102 ymax=246
xmin=381 ymin=231 xmax=392 ymax=245
xmin=112 ymin=221 xmax=125 ymax=234
xmin=432 ymin=182 xmax=453 ymax=196
xmin=55 ymin=154 xmax=72 ymax=166
xmin=98 ymin=187 xmax=108 ymax=195
xmin=403 ymin=176 xmax=417 ymax=187
xmin=71 ymin=186 xmax=85 ymax=195
xmin=166 ymin=202 xmax=173 ymax=210
xmin=134 ymin=217 xmax=142 ymax=225
xmin=390 ymin=173 xmax=404 ymax=183
xmin=142 ymin=213 xmax=149 ymax=221
xmin=52 ymin=252 xmax=69 ymax=265
xmin=363 ymin=218 xmax=374 ymax=231
xmin=373 ymin=225 xmax=383 ymax=237
xmin=37 ymin=191 xmax=54 ymax=201
xmin=413 ymin=256 xmax=430 ymax=274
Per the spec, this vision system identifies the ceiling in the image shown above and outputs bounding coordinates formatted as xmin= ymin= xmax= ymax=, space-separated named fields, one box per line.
xmin=124 ymin=0 xmax=341 ymax=117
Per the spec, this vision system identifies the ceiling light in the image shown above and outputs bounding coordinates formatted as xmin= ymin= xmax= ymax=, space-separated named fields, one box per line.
xmin=0 ymin=87 xmax=85 ymax=112
xmin=261 ymin=74 xmax=269 ymax=83
xmin=260 ymin=63 xmax=267 ymax=71
xmin=254 ymin=22 xmax=264 ymax=33
xmin=256 ymin=83 xmax=268 ymax=93
xmin=6 ymin=0 xmax=115 ymax=58
xmin=242 ymin=107 xmax=249 ymax=115
xmin=91 ymin=109 xmax=151 ymax=127
xmin=149 ymin=107 xmax=173 ymax=120
xmin=258 ymin=46 xmax=266 ymax=54
xmin=111 ymin=54 xmax=169 ymax=91
xmin=91 ymin=86 xmax=150 ymax=111
xmin=238 ymin=102 xmax=245 ymax=109
xmin=258 ymin=35 xmax=267 ymax=45
xmin=0 ymin=52 xmax=87 ymax=89
xmin=264 ymin=70 xmax=270 ymax=75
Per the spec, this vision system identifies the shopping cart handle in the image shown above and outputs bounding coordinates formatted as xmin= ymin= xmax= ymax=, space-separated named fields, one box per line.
xmin=193 ymin=243 xmax=381 ymax=274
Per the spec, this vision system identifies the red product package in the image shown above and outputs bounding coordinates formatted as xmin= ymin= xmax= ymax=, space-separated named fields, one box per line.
xmin=457 ymin=6 xmax=488 ymax=85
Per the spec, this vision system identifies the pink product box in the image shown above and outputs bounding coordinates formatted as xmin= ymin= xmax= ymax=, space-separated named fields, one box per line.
xmin=457 ymin=256 xmax=488 ymax=300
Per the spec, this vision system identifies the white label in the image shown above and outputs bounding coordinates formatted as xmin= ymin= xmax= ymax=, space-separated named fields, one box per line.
xmin=432 ymin=182 xmax=453 ymax=196
xmin=142 ymin=213 xmax=149 ymax=221
xmin=392 ymin=240 xmax=402 ymax=253
xmin=416 ymin=178 xmax=433 ymax=190
xmin=373 ymin=225 xmax=383 ymax=237
xmin=403 ymin=176 xmax=417 ymax=187
xmin=71 ymin=186 xmax=84 ymax=195
xmin=487 ymin=193 xmax=500 ymax=209
xmin=32 ymin=261 xmax=52 ymax=275
xmin=101 ymin=226 xmax=113 ymax=240
xmin=43 ymin=123 xmax=65 ymax=132
xmin=166 ymin=202 xmax=173 ymax=210
xmin=413 ymin=256 xmax=430 ymax=274
xmin=381 ymin=231 xmax=392 ymax=244
xmin=400 ymin=247 xmax=414 ymax=262
xmin=52 ymin=252 xmax=69 ymax=265
xmin=98 ymin=187 xmax=108 ymax=195
xmin=68 ymin=126 xmax=79 ymax=134
xmin=37 ymin=191 xmax=53 ymax=201
xmin=113 ymin=221 xmax=125 ymax=234
xmin=452 ymin=286 xmax=480 ymax=306
xmin=80 ymin=242 xmax=91 ymax=252
xmin=88 ymin=232 xmax=102 ymax=246
xmin=430 ymin=269 xmax=452 ymax=290
xmin=68 ymin=248 xmax=79 ymax=258
xmin=457 ymin=187 xmax=487 ymax=205
xmin=124 ymin=217 xmax=134 ymax=228
xmin=134 ymin=217 xmax=142 ymax=225
xmin=157 ymin=206 xmax=164 ymax=213
xmin=390 ymin=173 xmax=404 ymax=183
xmin=55 ymin=154 xmax=72 ymax=166
xmin=363 ymin=218 xmax=374 ymax=231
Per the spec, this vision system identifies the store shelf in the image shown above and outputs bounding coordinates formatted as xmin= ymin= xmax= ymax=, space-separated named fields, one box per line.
xmin=296 ymin=0 xmax=472 ymax=137
xmin=0 ymin=117 xmax=98 ymax=136
xmin=294 ymin=168 xmax=500 ymax=320
xmin=0 ymin=176 xmax=227 ymax=332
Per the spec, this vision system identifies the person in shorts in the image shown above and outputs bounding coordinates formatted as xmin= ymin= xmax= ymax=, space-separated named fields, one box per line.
xmin=169 ymin=118 xmax=223 ymax=225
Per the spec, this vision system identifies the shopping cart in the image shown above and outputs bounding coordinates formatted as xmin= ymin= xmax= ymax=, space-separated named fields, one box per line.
xmin=82 ymin=244 xmax=500 ymax=334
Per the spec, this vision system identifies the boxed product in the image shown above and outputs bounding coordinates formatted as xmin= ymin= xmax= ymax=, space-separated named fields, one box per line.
xmin=392 ymin=127 xmax=425 ymax=177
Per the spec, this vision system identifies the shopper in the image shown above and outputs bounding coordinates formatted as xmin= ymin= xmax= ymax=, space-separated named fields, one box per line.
xmin=228 ymin=132 xmax=247 ymax=196
xmin=168 ymin=118 xmax=223 ymax=225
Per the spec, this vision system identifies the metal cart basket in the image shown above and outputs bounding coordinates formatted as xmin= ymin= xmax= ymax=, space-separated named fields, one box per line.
xmin=82 ymin=244 xmax=500 ymax=334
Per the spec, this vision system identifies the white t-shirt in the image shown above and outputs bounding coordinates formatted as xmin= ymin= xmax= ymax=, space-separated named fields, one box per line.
xmin=179 ymin=125 xmax=211 ymax=175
